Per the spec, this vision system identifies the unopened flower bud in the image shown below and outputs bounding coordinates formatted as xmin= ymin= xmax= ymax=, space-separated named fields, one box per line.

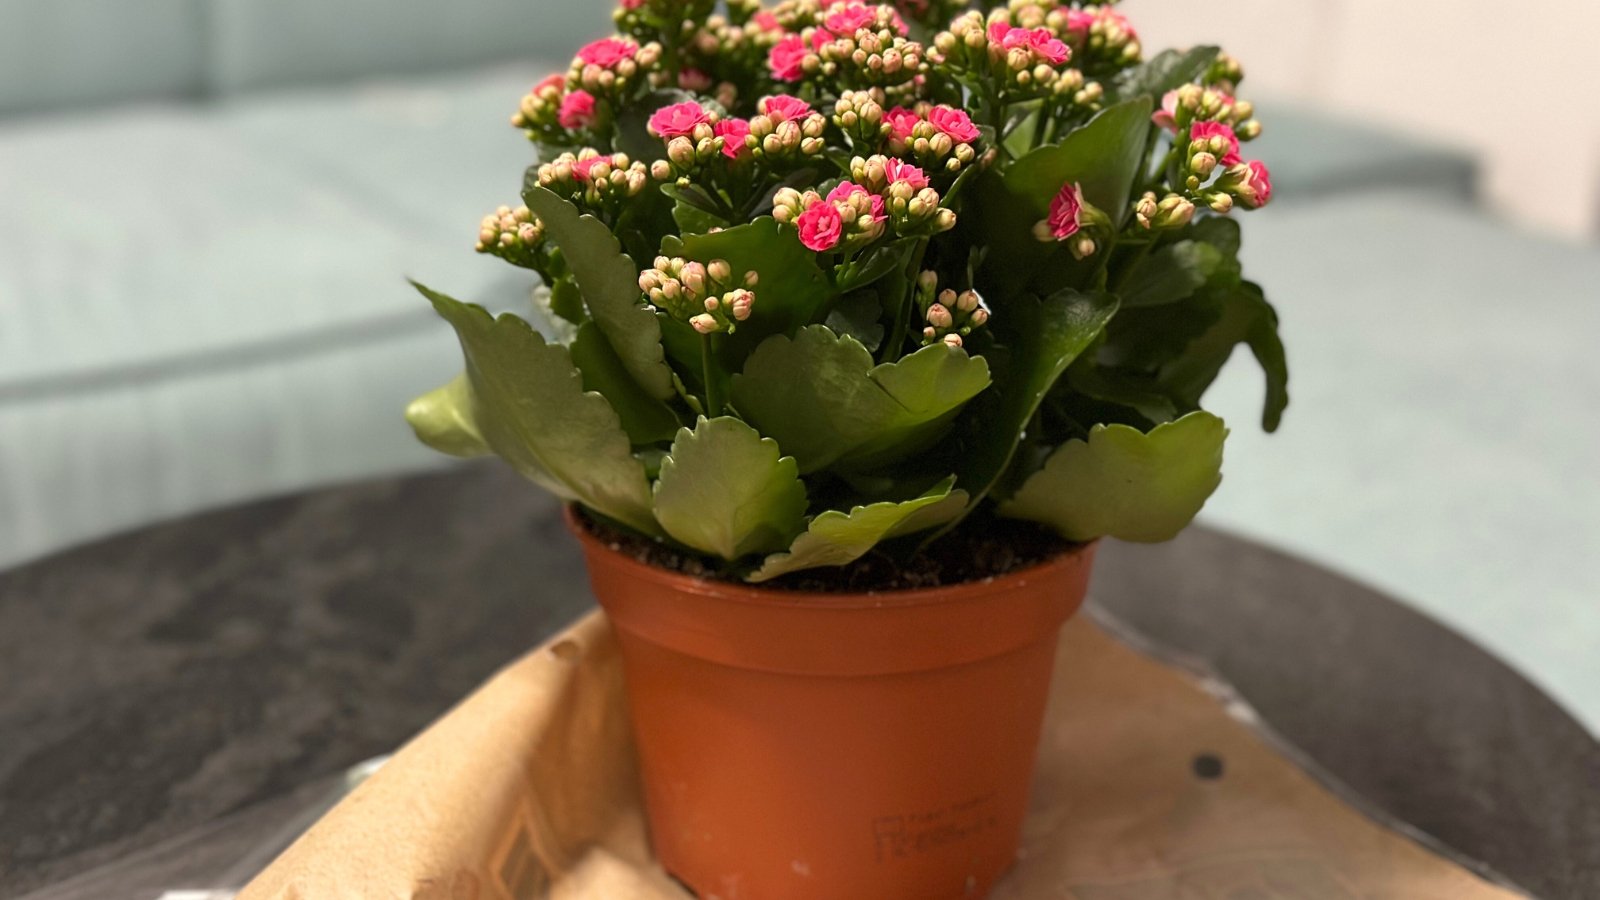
xmin=1070 ymin=235 xmax=1097 ymax=260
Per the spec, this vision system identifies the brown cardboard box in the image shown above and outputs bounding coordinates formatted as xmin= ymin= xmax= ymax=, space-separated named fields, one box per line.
xmin=239 ymin=611 xmax=1526 ymax=899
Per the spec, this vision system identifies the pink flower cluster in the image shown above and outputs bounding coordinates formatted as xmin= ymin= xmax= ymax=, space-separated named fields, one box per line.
xmin=787 ymin=160 xmax=932 ymax=252
xmin=986 ymin=21 xmax=1070 ymax=65
xmin=768 ymin=2 xmax=910 ymax=82
xmin=576 ymin=37 xmax=638 ymax=68
xmin=1189 ymin=121 xmax=1243 ymax=167
xmin=1064 ymin=7 xmax=1137 ymax=42
xmin=796 ymin=184 xmax=888 ymax=251
xmin=886 ymin=104 xmax=981 ymax=144
xmin=648 ymin=101 xmax=713 ymax=138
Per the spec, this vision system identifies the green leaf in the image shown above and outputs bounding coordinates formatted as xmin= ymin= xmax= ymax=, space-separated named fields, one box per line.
xmin=824 ymin=289 xmax=886 ymax=353
xmin=968 ymin=100 xmax=1156 ymax=300
xmin=731 ymin=325 xmax=992 ymax=474
xmin=999 ymin=411 xmax=1228 ymax=542
xmin=950 ymin=289 xmax=1120 ymax=511
xmin=570 ymin=321 xmax=682 ymax=445
xmin=415 ymin=281 xmax=658 ymax=535
xmin=1112 ymin=46 xmax=1221 ymax=101
xmin=522 ymin=184 xmax=676 ymax=400
xmin=1004 ymin=97 xmax=1155 ymax=224
xmin=1158 ymin=281 xmax=1290 ymax=432
xmin=1061 ymin=361 xmax=1179 ymax=429
xmin=652 ymin=417 xmax=808 ymax=560
xmin=748 ymin=479 xmax=969 ymax=582
xmin=1118 ymin=239 xmax=1223 ymax=308
xmin=405 ymin=373 xmax=489 ymax=458
xmin=547 ymin=276 xmax=588 ymax=326
xmin=659 ymin=217 xmax=835 ymax=360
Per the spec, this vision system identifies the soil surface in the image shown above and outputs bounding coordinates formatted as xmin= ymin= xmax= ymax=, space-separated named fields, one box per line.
xmin=575 ymin=507 xmax=1075 ymax=593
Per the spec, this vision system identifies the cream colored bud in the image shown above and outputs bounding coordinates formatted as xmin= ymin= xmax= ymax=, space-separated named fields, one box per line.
xmin=942 ymin=333 xmax=964 ymax=348
xmin=708 ymin=259 xmax=732 ymax=283
xmin=689 ymin=314 xmax=720 ymax=334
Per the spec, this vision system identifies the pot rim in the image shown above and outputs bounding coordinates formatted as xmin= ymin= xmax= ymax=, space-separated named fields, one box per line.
xmin=563 ymin=504 xmax=1097 ymax=612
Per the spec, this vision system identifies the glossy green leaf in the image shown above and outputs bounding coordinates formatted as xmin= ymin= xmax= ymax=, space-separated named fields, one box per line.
xmin=1159 ymin=281 xmax=1290 ymax=432
xmin=1118 ymin=239 xmax=1223 ymax=308
xmin=522 ymin=185 xmax=676 ymax=400
xmin=1004 ymin=98 xmax=1155 ymax=224
xmin=405 ymin=373 xmax=489 ymax=458
xmin=415 ymin=281 xmax=658 ymax=535
xmin=999 ymin=411 xmax=1228 ymax=542
xmin=570 ymin=321 xmax=682 ymax=445
xmin=1112 ymin=46 xmax=1221 ymax=101
xmin=731 ymin=325 xmax=992 ymax=473
xmin=953 ymin=289 xmax=1120 ymax=507
xmin=748 ymin=479 xmax=969 ymax=582
xmin=652 ymin=417 xmax=808 ymax=560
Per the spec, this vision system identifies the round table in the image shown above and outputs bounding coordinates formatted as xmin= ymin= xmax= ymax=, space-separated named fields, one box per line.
xmin=1 ymin=463 xmax=1596 ymax=898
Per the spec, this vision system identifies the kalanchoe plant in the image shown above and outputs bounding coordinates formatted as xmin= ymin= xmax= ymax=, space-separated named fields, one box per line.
xmin=409 ymin=0 xmax=1288 ymax=582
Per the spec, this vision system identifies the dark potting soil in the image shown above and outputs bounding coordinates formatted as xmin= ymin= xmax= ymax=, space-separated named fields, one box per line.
xmin=574 ymin=508 xmax=1075 ymax=593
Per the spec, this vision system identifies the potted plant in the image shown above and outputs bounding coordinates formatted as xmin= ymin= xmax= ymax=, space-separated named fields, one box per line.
xmin=405 ymin=0 xmax=1286 ymax=897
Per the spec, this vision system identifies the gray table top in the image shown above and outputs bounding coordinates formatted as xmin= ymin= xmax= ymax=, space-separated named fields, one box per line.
xmin=1 ymin=463 xmax=1596 ymax=899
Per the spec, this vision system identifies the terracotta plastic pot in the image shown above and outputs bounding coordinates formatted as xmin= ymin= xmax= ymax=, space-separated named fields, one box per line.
xmin=568 ymin=509 xmax=1096 ymax=900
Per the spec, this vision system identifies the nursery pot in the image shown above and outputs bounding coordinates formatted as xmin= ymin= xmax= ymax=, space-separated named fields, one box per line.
xmin=568 ymin=509 xmax=1097 ymax=900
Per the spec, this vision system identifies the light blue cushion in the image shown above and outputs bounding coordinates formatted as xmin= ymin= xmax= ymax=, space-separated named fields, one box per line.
xmin=217 ymin=63 xmax=549 ymax=239
xmin=1250 ymin=103 xmax=1479 ymax=204
xmin=204 ymin=0 xmax=611 ymax=94
xmin=0 ymin=102 xmax=535 ymax=564
xmin=1202 ymin=195 xmax=1600 ymax=733
xmin=0 ymin=0 xmax=204 ymax=115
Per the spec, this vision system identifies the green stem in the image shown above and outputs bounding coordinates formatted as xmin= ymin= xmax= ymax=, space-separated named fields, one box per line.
xmin=879 ymin=238 xmax=931 ymax=364
xmin=1111 ymin=239 xmax=1155 ymax=294
xmin=701 ymin=333 xmax=723 ymax=417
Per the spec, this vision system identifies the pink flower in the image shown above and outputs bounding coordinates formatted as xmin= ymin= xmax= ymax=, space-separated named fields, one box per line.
xmin=822 ymin=2 xmax=907 ymax=38
xmin=928 ymin=106 xmax=981 ymax=143
xmin=884 ymin=158 xmax=929 ymax=189
xmin=1046 ymin=182 xmax=1084 ymax=240
xmin=648 ymin=101 xmax=711 ymax=138
xmin=989 ymin=23 xmax=1069 ymax=63
xmin=576 ymin=37 xmax=637 ymax=68
xmin=620 ymin=0 xmax=644 ymax=8
xmin=572 ymin=155 xmax=611 ymax=182
xmin=1152 ymin=89 xmax=1180 ymax=131
xmin=1103 ymin=10 xmax=1138 ymax=40
xmin=761 ymin=95 xmax=813 ymax=123
xmin=824 ymin=3 xmax=878 ymax=36
xmin=1063 ymin=9 xmax=1096 ymax=37
xmin=1236 ymin=160 xmax=1273 ymax=208
xmin=557 ymin=90 xmax=596 ymax=129
xmin=534 ymin=73 xmax=565 ymax=96
xmin=796 ymin=203 xmax=845 ymax=251
xmin=1024 ymin=29 xmax=1071 ymax=64
xmin=826 ymin=182 xmax=868 ymax=204
xmin=1189 ymin=121 xmax=1242 ymax=166
xmin=769 ymin=34 xmax=808 ymax=82
xmin=885 ymin=106 xmax=921 ymax=139
xmin=678 ymin=68 xmax=713 ymax=92
xmin=714 ymin=118 xmax=751 ymax=159
xmin=752 ymin=10 xmax=781 ymax=31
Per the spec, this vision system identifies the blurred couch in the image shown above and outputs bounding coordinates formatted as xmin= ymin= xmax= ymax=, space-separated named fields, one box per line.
xmin=2 ymin=4 xmax=1594 ymax=726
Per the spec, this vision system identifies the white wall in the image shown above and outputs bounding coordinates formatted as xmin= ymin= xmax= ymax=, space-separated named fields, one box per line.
xmin=1128 ymin=0 xmax=1600 ymax=238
